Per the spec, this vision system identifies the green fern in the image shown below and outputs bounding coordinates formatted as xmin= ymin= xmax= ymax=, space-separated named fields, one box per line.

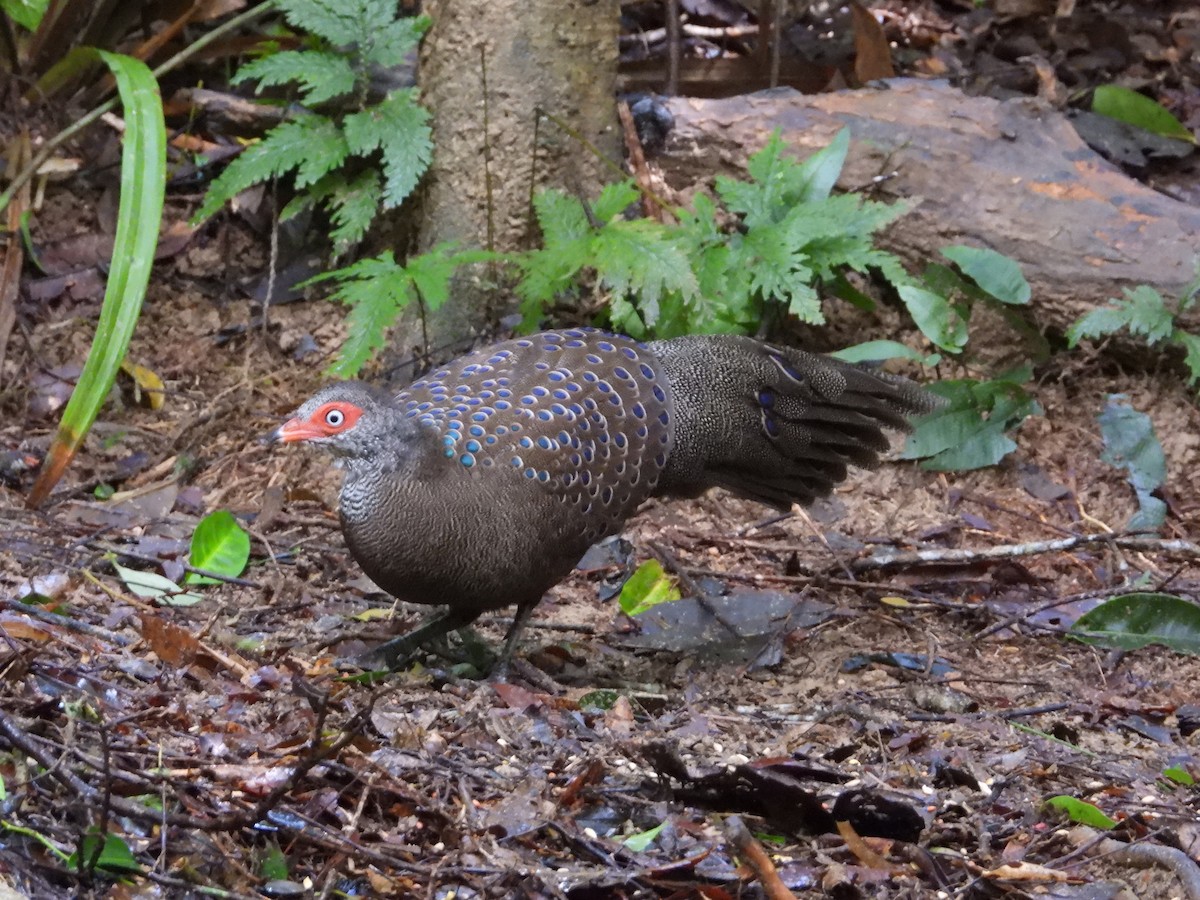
xmin=309 ymin=245 xmax=495 ymax=376
xmin=194 ymin=0 xmax=431 ymax=258
xmin=1067 ymin=278 xmax=1200 ymax=386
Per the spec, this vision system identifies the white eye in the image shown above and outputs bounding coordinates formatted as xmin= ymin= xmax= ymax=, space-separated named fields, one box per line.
xmin=324 ymin=409 xmax=345 ymax=427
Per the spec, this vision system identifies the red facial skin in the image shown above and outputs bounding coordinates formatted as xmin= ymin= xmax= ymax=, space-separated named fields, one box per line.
xmin=272 ymin=401 xmax=364 ymax=443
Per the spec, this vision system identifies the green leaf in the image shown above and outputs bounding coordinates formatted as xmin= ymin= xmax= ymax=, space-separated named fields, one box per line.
xmin=2 ymin=0 xmax=49 ymax=30
xmin=592 ymin=180 xmax=641 ymax=222
xmin=1172 ymin=328 xmax=1200 ymax=387
xmin=111 ymin=560 xmax=203 ymax=607
xmin=832 ymin=340 xmax=940 ymax=366
xmin=897 ymin=284 xmax=968 ymax=353
xmin=194 ymin=116 xmax=348 ymax=222
xmin=940 ymin=245 xmax=1031 ymax=305
xmin=1045 ymin=796 xmax=1117 ymax=830
xmin=903 ymin=377 xmax=1039 ymax=471
xmin=619 ymin=560 xmax=681 ymax=617
xmin=343 ymin=89 xmax=432 ymax=207
xmin=259 ymin=843 xmax=289 ymax=881
xmin=1071 ymin=593 xmax=1200 ymax=654
xmin=590 ymin=220 xmax=698 ymax=328
xmin=319 ymin=252 xmax=414 ymax=377
xmin=234 ymin=50 xmax=357 ymax=105
xmin=1162 ymin=766 xmax=1195 ymax=786
xmin=1092 ymin=85 xmax=1195 ymax=144
xmin=69 ymin=831 xmax=144 ymax=875
xmin=186 ymin=510 xmax=250 ymax=585
xmin=27 ymin=51 xmax=165 ymax=509
xmin=1097 ymin=397 xmax=1166 ymax=532
xmin=791 ymin=127 xmax=850 ymax=202
xmin=324 ymin=169 xmax=382 ymax=253
xmin=623 ymin=821 xmax=666 ymax=852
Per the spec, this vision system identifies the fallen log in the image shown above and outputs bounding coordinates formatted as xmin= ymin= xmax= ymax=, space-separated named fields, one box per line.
xmin=654 ymin=79 xmax=1200 ymax=333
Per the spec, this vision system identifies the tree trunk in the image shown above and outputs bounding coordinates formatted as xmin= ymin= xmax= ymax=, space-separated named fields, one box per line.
xmin=393 ymin=0 xmax=620 ymax=371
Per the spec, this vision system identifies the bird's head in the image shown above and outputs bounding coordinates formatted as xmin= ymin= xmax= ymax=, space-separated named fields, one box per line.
xmin=269 ymin=382 xmax=400 ymax=462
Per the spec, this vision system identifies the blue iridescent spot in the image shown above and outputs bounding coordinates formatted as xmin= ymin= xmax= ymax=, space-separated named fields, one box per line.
xmin=465 ymin=398 xmax=482 ymax=406
xmin=472 ymin=412 xmax=489 ymax=422
xmin=586 ymin=354 xmax=602 ymax=365
xmin=565 ymin=339 xmax=584 ymax=348
xmin=444 ymin=448 xmax=455 ymax=458
xmin=582 ymin=448 xmax=594 ymax=462
xmin=443 ymin=436 xmax=456 ymax=446
xmin=465 ymin=440 xmax=481 ymax=453
xmin=636 ymin=425 xmax=648 ymax=438
xmin=517 ymin=340 xmax=533 ymax=348
xmin=580 ymin=470 xmax=591 ymax=485
xmin=590 ymin=412 xmax=603 ymax=423
xmin=598 ymin=341 xmax=614 ymax=352
xmin=455 ymin=385 xmax=470 ymax=395
xmin=569 ymin=453 xmax=581 ymax=466
xmin=482 ymin=379 xmax=496 ymax=389
xmin=520 ymin=395 xmax=535 ymax=405
xmin=764 ymin=416 xmax=780 ymax=438
xmin=495 ymin=400 xmax=511 ymax=411
xmin=542 ymin=344 xmax=560 ymax=353
xmin=537 ymin=436 xmax=553 ymax=450
xmin=565 ymin=382 xmax=582 ymax=393
xmin=486 ymin=435 xmax=497 ymax=444
xmin=460 ymin=454 xmax=475 ymax=467
xmin=613 ymin=366 xmax=631 ymax=381
xmin=533 ymin=386 xmax=549 ymax=397
xmin=496 ymin=425 xmax=508 ymax=435
xmin=613 ymin=433 xmax=627 ymax=449
xmin=512 ymin=456 xmax=523 ymax=467
xmin=597 ymin=433 xmax=609 ymax=444
xmin=550 ymin=390 xmax=567 ymax=402
xmin=523 ymin=468 xmax=537 ymax=479
xmin=418 ymin=401 xmax=432 ymax=411
xmin=519 ymin=436 xmax=533 ymax=448
xmin=550 ymin=404 xmax=567 ymax=416
xmin=557 ymin=431 xmax=571 ymax=443
xmin=631 ymin=402 xmax=645 ymax=419
xmin=658 ymin=412 xmax=670 ymax=425
xmin=639 ymin=363 xmax=655 ymax=379
xmin=548 ymin=370 xmax=565 ymax=382
xmin=583 ymin=372 xmax=598 ymax=383
xmin=609 ymin=396 xmax=621 ymax=406
xmin=758 ymin=387 xmax=776 ymax=407
xmin=469 ymin=425 xmax=484 ymax=437
xmin=498 ymin=377 xmax=510 ymax=387
xmin=578 ymin=421 xmax=590 ymax=432
xmin=535 ymin=362 xmax=549 ymax=371
xmin=601 ymin=486 xmax=614 ymax=503
xmin=621 ymin=347 xmax=637 ymax=360
xmin=596 ymin=380 xmax=612 ymax=393
xmin=653 ymin=386 xmax=667 ymax=402
xmin=564 ymin=328 xmax=587 ymax=338
xmin=510 ymin=423 xmax=522 ymax=432
xmin=655 ymin=452 xmax=667 ymax=466
xmin=537 ymin=470 xmax=550 ymax=483
xmin=536 ymin=410 xmax=552 ymax=421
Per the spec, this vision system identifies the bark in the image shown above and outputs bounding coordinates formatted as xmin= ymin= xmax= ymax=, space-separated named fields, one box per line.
xmin=651 ymin=79 xmax=1200 ymax=334
xmin=394 ymin=0 xmax=620 ymax=370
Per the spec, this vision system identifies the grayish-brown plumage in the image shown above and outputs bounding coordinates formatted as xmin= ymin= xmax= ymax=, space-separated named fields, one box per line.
xmin=271 ymin=328 xmax=939 ymax=669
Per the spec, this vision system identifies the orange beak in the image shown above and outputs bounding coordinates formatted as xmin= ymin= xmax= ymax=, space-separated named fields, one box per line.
xmin=267 ymin=417 xmax=325 ymax=444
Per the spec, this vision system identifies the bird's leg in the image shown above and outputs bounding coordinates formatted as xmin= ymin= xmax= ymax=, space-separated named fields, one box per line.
xmin=489 ymin=599 xmax=539 ymax=682
xmin=359 ymin=606 xmax=481 ymax=671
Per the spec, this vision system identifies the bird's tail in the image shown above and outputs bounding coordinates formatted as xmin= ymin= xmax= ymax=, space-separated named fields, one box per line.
xmin=649 ymin=334 xmax=941 ymax=508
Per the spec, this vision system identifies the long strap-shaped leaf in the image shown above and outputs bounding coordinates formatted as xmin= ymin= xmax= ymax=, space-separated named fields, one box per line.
xmin=27 ymin=51 xmax=166 ymax=508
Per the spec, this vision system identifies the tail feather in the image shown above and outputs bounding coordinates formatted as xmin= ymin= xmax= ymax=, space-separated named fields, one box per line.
xmin=649 ymin=334 xmax=940 ymax=509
